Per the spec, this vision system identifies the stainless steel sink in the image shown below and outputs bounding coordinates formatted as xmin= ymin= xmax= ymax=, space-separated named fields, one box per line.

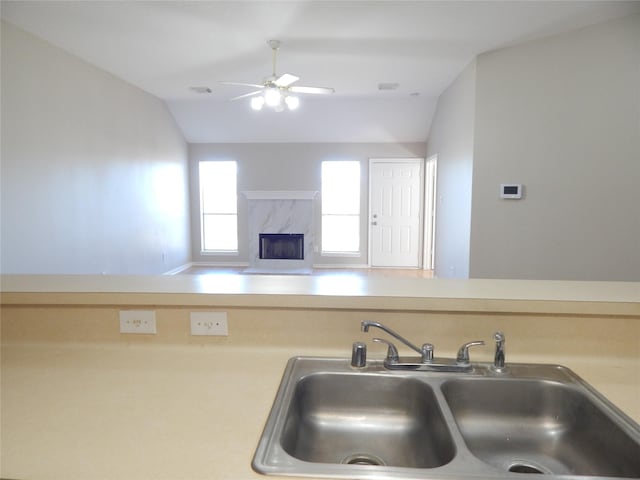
xmin=280 ymin=373 xmax=455 ymax=468
xmin=442 ymin=378 xmax=640 ymax=477
xmin=253 ymin=357 xmax=640 ymax=480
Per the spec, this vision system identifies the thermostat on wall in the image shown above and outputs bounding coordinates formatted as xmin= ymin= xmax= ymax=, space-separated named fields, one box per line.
xmin=500 ymin=184 xmax=523 ymax=199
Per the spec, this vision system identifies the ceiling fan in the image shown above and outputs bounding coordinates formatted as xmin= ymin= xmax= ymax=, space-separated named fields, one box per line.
xmin=220 ymin=40 xmax=334 ymax=111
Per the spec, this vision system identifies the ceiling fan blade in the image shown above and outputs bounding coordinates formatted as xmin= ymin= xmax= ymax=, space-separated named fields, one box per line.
xmin=274 ymin=73 xmax=299 ymax=87
xmin=230 ymin=90 xmax=263 ymax=101
xmin=219 ymin=81 xmax=265 ymax=89
xmin=289 ymin=85 xmax=335 ymax=95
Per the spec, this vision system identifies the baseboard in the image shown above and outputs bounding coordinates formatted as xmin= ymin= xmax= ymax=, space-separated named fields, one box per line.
xmin=162 ymin=263 xmax=194 ymax=275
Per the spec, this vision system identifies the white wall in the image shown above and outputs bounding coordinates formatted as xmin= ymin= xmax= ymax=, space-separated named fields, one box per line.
xmin=1 ymin=21 xmax=191 ymax=274
xmin=189 ymin=142 xmax=426 ymax=266
xmin=425 ymin=60 xmax=476 ymax=278
xmin=470 ymin=14 xmax=640 ymax=280
xmin=169 ymin=96 xmax=437 ymax=144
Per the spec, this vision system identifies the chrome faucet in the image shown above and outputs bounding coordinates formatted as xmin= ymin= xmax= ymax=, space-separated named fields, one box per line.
xmin=361 ymin=320 xmax=420 ymax=352
xmin=361 ymin=320 xmax=484 ymax=372
xmin=493 ymin=331 xmax=506 ymax=372
xmin=362 ymin=320 xmax=435 ymax=362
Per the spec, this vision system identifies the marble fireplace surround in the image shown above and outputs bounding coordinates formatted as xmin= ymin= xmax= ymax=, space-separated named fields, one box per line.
xmin=243 ymin=191 xmax=317 ymax=274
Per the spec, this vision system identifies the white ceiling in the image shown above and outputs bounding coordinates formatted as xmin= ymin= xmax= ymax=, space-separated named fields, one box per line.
xmin=2 ymin=1 xmax=638 ymax=143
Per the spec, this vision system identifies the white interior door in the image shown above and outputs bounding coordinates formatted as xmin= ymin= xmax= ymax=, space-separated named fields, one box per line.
xmin=369 ymin=159 xmax=423 ymax=267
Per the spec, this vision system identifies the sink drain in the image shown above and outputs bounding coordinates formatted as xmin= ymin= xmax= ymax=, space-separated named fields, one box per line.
xmin=342 ymin=453 xmax=386 ymax=466
xmin=508 ymin=461 xmax=548 ymax=474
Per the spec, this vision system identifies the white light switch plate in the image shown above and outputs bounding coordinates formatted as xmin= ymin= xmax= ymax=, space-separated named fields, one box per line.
xmin=119 ymin=310 xmax=157 ymax=334
xmin=190 ymin=312 xmax=228 ymax=336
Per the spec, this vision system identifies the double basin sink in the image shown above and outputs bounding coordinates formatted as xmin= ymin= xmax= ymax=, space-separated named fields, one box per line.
xmin=253 ymin=357 xmax=640 ymax=479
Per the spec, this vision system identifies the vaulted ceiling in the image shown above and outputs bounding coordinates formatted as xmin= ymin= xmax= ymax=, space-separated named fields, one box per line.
xmin=2 ymin=1 xmax=638 ymax=143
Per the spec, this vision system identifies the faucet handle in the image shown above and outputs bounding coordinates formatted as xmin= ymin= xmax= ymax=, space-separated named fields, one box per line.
xmin=456 ymin=340 xmax=485 ymax=365
xmin=373 ymin=338 xmax=399 ymax=362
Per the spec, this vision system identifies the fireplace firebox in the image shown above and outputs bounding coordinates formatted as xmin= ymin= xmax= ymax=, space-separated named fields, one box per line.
xmin=259 ymin=234 xmax=304 ymax=260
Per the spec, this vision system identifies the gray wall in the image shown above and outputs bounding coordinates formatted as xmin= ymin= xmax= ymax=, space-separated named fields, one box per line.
xmin=425 ymin=14 xmax=640 ymax=281
xmin=1 ymin=21 xmax=191 ymax=274
xmin=425 ymin=60 xmax=476 ymax=279
xmin=470 ymin=14 xmax=640 ymax=281
xmin=189 ymin=143 xmax=426 ymax=266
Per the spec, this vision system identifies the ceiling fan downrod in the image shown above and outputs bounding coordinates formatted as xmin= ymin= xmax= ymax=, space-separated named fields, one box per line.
xmin=268 ymin=39 xmax=281 ymax=78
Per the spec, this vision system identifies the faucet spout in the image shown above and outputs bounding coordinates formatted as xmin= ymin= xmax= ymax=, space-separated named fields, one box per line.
xmin=361 ymin=320 xmax=423 ymax=355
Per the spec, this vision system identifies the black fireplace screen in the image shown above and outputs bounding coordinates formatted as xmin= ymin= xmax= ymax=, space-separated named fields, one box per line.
xmin=259 ymin=233 xmax=304 ymax=260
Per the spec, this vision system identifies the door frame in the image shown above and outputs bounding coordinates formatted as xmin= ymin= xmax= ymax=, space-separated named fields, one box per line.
xmin=367 ymin=158 xmax=425 ymax=268
xmin=423 ymin=154 xmax=438 ymax=271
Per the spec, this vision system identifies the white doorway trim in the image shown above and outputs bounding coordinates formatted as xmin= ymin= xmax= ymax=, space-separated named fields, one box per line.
xmin=423 ymin=154 xmax=438 ymax=271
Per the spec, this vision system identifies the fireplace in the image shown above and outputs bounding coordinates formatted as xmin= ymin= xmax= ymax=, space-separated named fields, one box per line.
xmin=259 ymin=234 xmax=304 ymax=260
xmin=243 ymin=190 xmax=317 ymax=274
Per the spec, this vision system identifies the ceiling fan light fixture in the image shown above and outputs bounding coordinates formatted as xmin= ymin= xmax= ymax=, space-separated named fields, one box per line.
xmin=221 ymin=39 xmax=333 ymax=112
xmin=264 ymin=87 xmax=281 ymax=107
xmin=250 ymin=96 xmax=265 ymax=110
xmin=285 ymin=95 xmax=300 ymax=110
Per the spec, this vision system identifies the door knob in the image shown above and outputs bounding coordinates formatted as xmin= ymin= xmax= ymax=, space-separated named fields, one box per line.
xmin=371 ymin=221 xmax=377 ymax=226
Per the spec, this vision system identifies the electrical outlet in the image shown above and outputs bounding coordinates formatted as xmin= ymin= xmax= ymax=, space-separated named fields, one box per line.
xmin=190 ymin=312 xmax=228 ymax=336
xmin=119 ymin=310 xmax=157 ymax=334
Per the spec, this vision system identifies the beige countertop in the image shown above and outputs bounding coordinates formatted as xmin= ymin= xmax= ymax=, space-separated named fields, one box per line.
xmin=2 ymin=342 xmax=638 ymax=480
xmin=3 ymin=274 xmax=640 ymax=302
xmin=2 ymin=274 xmax=639 ymax=316
xmin=2 ymin=343 xmax=289 ymax=480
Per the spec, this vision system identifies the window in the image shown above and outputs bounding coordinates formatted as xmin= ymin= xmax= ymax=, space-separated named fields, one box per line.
xmin=321 ymin=161 xmax=360 ymax=253
xmin=199 ymin=161 xmax=238 ymax=252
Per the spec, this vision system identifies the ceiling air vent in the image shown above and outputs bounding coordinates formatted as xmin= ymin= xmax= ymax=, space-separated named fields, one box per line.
xmin=190 ymin=86 xmax=212 ymax=94
xmin=378 ymin=82 xmax=399 ymax=91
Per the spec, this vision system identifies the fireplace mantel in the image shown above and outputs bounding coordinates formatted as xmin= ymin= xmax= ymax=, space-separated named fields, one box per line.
xmin=242 ymin=191 xmax=318 ymax=200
